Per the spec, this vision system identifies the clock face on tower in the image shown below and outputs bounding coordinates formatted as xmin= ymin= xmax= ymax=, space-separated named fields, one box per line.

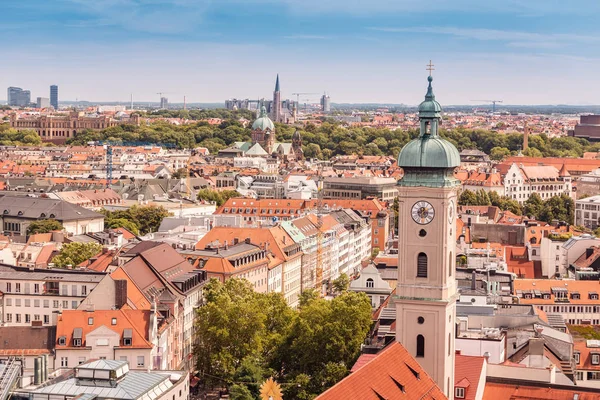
xmin=411 ymin=201 xmax=435 ymax=225
xmin=448 ymin=200 xmax=455 ymax=223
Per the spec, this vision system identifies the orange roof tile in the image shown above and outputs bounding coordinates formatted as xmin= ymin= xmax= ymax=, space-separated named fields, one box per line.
xmin=316 ymin=342 xmax=446 ymax=400
xmin=56 ymin=309 xmax=152 ymax=349
xmin=455 ymin=354 xmax=486 ymax=400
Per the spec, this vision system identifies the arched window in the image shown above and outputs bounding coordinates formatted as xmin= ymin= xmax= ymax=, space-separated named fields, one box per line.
xmin=416 ymin=335 xmax=425 ymax=357
xmin=417 ymin=253 xmax=428 ymax=278
xmin=366 ymin=278 xmax=374 ymax=288
xmin=449 ymin=251 xmax=453 ymax=277
xmin=532 ymin=249 xmax=537 ymax=256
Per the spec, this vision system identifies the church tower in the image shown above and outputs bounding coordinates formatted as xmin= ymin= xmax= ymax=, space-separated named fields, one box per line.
xmin=272 ymin=74 xmax=282 ymax=123
xmin=394 ymin=72 xmax=460 ymax=399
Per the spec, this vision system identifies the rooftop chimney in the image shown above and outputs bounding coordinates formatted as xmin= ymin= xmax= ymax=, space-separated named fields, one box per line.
xmin=114 ymin=279 xmax=128 ymax=309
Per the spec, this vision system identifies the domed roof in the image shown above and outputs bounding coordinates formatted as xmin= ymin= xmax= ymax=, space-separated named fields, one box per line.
xmin=397 ymin=136 xmax=460 ymax=169
xmin=252 ymin=106 xmax=275 ymax=131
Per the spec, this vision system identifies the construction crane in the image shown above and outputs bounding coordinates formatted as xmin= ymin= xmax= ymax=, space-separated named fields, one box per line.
xmin=104 ymin=144 xmax=113 ymax=188
xmin=471 ymin=99 xmax=503 ymax=113
xmin=292 ymin=92 xmax=319 ymax=107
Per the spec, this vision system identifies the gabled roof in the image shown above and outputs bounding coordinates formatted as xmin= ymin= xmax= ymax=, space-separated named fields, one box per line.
xmin=316 ymin=342 xmax=446 ymax=400
xmin=55 ymin=309 xmax=152 ymax=349
xmin=455 ymin=354 xmax=486 ymax=400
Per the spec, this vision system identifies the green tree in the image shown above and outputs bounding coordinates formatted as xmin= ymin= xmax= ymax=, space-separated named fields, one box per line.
xmin=100 ymin=205 xmax=171 ymax=235
xmin=26 ymin=219 xmax=63 ymax=235
xmin=523 ymin=193 xmax=544 ymax=218
xmin=489 ymin=146 xmax=511 ymax=161
xmin=104 ymin=218 xmax=140 ymax=235
xmin=197 ymin=189 xmax=241 ymax=207
xmin=229 ymin=384 xmax=254 ymax=400
xmin=52 ymin=242 xmax=102 ymax=268
xmin=539 ymin=194 xmax=575 ymax=224
xmin=281 ymin=291 xmax=372 ymax=394
xmin=458 ymin=189 xmax=478 ymax=206
xmin=332 ymin=273 xmax=350 ymax=294
xmin=474 ymin=189 xmax=491 ymax=206
xmin=128 ymin=205 xmax=171 ymax=235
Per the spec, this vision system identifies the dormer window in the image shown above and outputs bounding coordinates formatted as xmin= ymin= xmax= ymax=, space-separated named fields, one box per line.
xmin=455 ymin=387 xmax=465 ymax=399
xmin=543 ymin=293 xmax=551 ymax=300
xmin=73 ymin=328 xmax=83 ymax=347
xmin=590 ymin=292 xmax=599 ymax=300
xmin=112 ymin=318 xmax=117 ymax=325
xmin=88 ymin=317 xmax=94 ymax=325
xmin=592 ymin=354 xmax=600 ymax=365
xmin=572 ymin=292 xmax=581 ymax=300
xmin=123 ymin=328 xmax=132 ymax=346
xmin=574 ymin=352 xmax=580 ymax=364
xmin=58 ymin=336 xmax=66 ymax=345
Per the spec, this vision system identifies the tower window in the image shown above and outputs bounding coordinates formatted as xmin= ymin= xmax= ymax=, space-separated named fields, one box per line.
xmin=418 ymin=316 xmax=424 ymax=324
xmin=416 ymin=335 xmax=425 ymax=357
xmin=417 ymin=253 xmax=428 ymax=278
xmin=366 ymin=278 xmax=374 ymax=288
xmin=419 ymin=229 xmax=427 ymax=237
xmin=449 ymin=251 xmax=453 ymax=277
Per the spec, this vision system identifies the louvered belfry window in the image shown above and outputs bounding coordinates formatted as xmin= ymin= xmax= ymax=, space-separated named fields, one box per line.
xmin=417 ymin=253 xmax=428 ymax=278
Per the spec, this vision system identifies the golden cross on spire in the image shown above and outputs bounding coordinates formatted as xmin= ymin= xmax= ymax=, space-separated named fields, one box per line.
xmin=426 ymin=60 xmax=435 ymax=76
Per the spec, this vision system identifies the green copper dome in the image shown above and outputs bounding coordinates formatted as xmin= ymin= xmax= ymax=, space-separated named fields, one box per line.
xmin=397 ymin=136 xmax=460 ymax=169
xmin=252 ymin=106 xmax=275 ymax=131
xmin=397 ymin=74 xmax=460 ymax=188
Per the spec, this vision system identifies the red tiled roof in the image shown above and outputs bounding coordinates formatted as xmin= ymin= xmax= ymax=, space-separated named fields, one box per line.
xmin=483 ymin=382 xmax=599 ymax=400
xmin=455 ymin=354 xmax=486 ymax=400
xmin=316 ymin=342 xmax=446 ymax=400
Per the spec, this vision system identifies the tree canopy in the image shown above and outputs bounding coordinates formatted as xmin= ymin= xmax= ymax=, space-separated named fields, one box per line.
xmin=27 ymin=219 xmax=63 ymax=235
xmin=100 ymin=205 xmax=171 ymax=235
xmin=52 ymin=242 xmax=103 ymax=268
xmin=197 ymin=189 xmax=240 ymax=207
xmin=61 ymin=108 xmax=600 ymax=159
xmin=194 ymin=278 xmax=372 ymax=398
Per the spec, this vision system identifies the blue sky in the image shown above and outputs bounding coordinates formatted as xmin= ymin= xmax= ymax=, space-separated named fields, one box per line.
xmin=3 ymin=0 xmax=600 ymax=105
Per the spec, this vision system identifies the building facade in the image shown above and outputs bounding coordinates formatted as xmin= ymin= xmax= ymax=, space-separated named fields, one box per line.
xmin=9 ymin=112 xmax=141 ymax=143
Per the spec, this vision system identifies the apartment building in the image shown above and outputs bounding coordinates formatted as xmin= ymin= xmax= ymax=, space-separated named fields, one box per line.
xmin=575 ymin=195 xmax=600 ymax=229
xmin=195 ymin=226 xmax=303 ymax=307
xmin=502 ymin=163 xmax=572 ymax=204
xmin=0 ymin=265 xmax=116 ymax=326
xmin=54 ymin=309 xmax=154 ymax=370
xmin=322 ymin=176 xmax=398 ymax=202
xmin=514 ymin=279 xmax=600 ymax=325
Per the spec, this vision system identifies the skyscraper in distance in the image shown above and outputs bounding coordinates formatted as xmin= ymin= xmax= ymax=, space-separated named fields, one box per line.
xmin=50 ymin=85 xmax=58 ymax=109
xmin=7 ymin=87 xmax=31 ymax=107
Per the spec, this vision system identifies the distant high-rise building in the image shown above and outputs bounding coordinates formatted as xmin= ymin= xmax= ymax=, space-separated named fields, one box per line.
xmin=50 ymin=85 xmax=59 ymax=109
xmin=36 ymin=97 xmax=50 ymax=109
xmin=160 ymin=97 xmax=169 ymax=109
xmin=7 ymin=87 xmax=31 ymax=107
xmin=321 ymin=94 xmax=331 ymax=113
